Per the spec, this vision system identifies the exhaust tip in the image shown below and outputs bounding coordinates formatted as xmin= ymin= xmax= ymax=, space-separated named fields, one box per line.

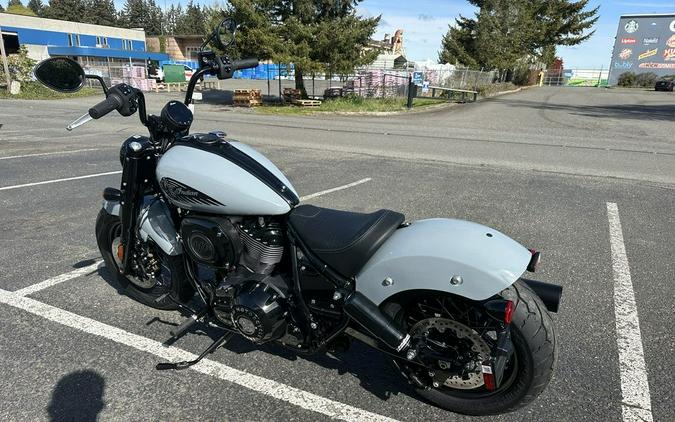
xmin=521 ymin=278 xmax=562 ymax=313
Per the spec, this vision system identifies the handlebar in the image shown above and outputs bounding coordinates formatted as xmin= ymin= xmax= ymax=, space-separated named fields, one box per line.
xmin=232 ymin=58 xmax=259 ymax=71
xmin=89 ymin=94 xmax=123 ymax=119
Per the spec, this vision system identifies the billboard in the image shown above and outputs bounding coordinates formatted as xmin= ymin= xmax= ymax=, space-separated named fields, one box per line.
xmin=608 ymin=13 xmax=675 ymax=85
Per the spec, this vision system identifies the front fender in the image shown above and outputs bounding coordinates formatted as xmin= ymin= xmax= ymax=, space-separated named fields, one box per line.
xmin=355 ymin=219 xmax=531 ymax=304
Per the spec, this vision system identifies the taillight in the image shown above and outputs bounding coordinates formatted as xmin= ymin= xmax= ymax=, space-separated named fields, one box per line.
xmin=504 ymin=300 xmax=514 ymax=324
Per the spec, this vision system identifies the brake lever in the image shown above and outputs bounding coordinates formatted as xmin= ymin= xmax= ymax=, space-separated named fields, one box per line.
xmin=66 ymin=112 xmax=94 ymax=131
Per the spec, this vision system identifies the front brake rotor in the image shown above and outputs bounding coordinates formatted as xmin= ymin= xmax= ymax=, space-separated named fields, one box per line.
xmin=410 ymin=318 xmax=491 ymax=389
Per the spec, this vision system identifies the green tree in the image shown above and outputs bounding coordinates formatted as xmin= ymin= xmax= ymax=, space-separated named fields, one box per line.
xmin=226 ymin=0 xmax=380 ymax=96
xmin=0 ymin=3 xmax=4 ymax=12
xmin=27 ymin=0 xmax=45 ymax=16
xmin=7 ymin=0 xmax=38 ymax=15
xmin=120 ymin=0 xmax=145 ymax=28
xmin=83 ymin=0 xmax=117 ymax=26
xmin=46 ymin=0 xmax=86 ymax=22
xmin=145 ymin=0 xmax=163 ymax=35
xmin=439 ymin=0 xmax=598 ymax=70
xmin=174 ymin=1 xmax=206 ymax=35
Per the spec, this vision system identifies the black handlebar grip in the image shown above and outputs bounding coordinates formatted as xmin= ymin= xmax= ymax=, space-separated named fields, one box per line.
xmin=232 ymin=58 xmax=259 ymax=71
xmin=89 ymin=94 xmax=123 ymax=119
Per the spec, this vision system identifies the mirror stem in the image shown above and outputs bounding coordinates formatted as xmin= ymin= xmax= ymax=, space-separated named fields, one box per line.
xmin=85 ymin=74 xmax=109 ymax=94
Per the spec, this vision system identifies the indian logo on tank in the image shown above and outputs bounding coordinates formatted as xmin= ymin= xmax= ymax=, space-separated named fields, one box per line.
xmin=160 ymin=178 xmax=224 ymax=207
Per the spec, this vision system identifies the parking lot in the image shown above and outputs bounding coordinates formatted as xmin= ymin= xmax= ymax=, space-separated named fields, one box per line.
xmin=0 ymin=86 xmax=673 ymax=421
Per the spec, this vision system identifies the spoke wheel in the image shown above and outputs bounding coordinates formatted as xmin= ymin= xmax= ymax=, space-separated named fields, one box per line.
xmin=383 ymin=281 xmax=557 ymax=415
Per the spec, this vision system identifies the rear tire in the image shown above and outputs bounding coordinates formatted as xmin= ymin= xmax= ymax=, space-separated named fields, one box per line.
xmin=384 ymin=281 xmax=557 ymax=415
xmin=95 ymin=209 xmax=191 ymax=310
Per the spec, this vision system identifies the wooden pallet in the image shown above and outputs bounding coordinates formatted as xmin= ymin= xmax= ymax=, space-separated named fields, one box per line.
xmin=234 ymin=89 xmax=262 ymax=107
xmin=233 ymin=99 xmax=262 ymax=107
xmin=292 ymin=99 xmax=322 ymax=107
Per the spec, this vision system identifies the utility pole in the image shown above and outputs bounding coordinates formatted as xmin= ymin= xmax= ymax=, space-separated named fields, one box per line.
xmin=0 ymin=26 xmax=13 ymax=93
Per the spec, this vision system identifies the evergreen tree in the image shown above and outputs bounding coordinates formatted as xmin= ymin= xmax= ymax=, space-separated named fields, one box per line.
xmin=439 ymin=0 xmax=598 ymax=70
xmin=227 ymin=0 xmax=380 ymax=95
xmin=0 ymin=3 xmax=4 ymax=12
xmin=7 ymin=0 xmax=38 ymax=16
xmin=120 ymin=0 xmax=145 ymax=28
xmin=174 ymin=1 xmax=206 ymax=35
xmin=145 ymin=0 xmax=162 ymax=35
xmin=46 ymin=0 xmax=86 ymax=22
xmin=27 ymin=0 xmax=45 ymax=16
xmin=83 ymin=0 xmax=117 ymax=26
xmin=163 ymin=4 xmax=184 ymax=35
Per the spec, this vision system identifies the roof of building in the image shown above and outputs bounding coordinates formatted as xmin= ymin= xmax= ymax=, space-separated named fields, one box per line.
xmin=0 ymin=13 xmax=146 ymax=40
xmin=47 ymin=46 xmax=168 ymax=61
xmin=620 ymin=13 xmax=675 ymax=18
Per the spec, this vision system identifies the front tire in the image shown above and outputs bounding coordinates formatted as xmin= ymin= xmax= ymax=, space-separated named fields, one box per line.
xmin=95 ymin=209 xmax=191 ymax=310
xmin=384 ymin=281 xmax=557 ymax=415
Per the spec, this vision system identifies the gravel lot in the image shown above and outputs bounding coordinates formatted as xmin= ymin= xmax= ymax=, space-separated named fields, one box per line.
xmin=0 ymin=86 xmax=673 ymax=421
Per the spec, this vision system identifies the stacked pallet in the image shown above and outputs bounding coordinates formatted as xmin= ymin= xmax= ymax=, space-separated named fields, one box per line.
xmin=282 ymin=88 xmax=301 ymax=103
xmin=323 ymin=87 xmax=343 ymax=99
xmin=292 ymin=99 xmax=322 ymax=107
xmin=234 ymin=89 xmax=262 ymax=107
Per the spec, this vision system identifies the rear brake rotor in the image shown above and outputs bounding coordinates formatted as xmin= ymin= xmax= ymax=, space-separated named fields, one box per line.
xmin=410 ymin=318 xmax=490 ymax=389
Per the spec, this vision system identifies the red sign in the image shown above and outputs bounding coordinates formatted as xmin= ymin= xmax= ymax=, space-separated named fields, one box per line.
xmin=639 ymin=62 xmax=675 ymax=69
xmin=621 ymin=37 xmax=636 ymax=44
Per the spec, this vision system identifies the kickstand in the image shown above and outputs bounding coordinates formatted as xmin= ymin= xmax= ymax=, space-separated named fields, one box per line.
xmin=156 ymin=331 xmax=234 ymax=371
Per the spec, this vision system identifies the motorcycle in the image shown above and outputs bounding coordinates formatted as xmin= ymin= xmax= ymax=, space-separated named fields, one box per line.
xmin=33 ymin=18 xmax=562 ymax=416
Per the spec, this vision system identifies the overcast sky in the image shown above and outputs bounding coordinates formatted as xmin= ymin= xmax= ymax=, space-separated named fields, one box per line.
xmin=119 ymin=0 xmax=675 ymax=69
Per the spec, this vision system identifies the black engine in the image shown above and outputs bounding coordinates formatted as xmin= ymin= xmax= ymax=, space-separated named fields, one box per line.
xmin=181 ymin=215 xmax=291 ymax=343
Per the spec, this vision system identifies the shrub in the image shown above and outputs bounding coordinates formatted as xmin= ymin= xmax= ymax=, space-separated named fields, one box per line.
xmin=635 ymin=72 xmax=658 ymax=88
xmin=0 ymin=46 xmax=36 ymax=83
xmin=617 ymin=72 xmax=636 ymax=87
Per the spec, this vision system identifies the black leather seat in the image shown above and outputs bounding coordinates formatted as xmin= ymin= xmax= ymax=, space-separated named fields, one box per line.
xmin=289 ymin=205 xmax=405 ymax=277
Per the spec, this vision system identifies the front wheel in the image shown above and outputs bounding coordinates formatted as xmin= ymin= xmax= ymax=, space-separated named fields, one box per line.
xmin=95 ymin=209 xmax=192 ymax=310
xmin=383 ymin=281 xmax=557 ymax=415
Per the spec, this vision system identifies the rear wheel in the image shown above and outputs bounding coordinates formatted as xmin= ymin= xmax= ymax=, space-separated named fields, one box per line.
xmin=95 ymin=209 xmax=191 ymax=310
xmin=383 ymin=281 xmax=557 ymax=415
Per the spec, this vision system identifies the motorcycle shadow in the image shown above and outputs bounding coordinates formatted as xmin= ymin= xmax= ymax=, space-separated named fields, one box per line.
xmin=96 ymin=266 xmax=413 ymax=403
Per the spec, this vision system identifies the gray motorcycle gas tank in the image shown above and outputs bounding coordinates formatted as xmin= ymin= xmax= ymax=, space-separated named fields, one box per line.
xmin=156 ymin=141 xmax=298 ymax=215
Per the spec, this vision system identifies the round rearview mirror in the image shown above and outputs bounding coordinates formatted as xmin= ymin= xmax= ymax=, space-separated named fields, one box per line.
xmin=217 ymin=18 xmax=237 ymax=49
xmin=34 ymin=57 xmax=85 ymax=93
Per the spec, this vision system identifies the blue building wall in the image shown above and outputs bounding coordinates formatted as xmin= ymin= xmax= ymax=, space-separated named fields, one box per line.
xmin=2 ymin=26 xmax=146 ymax=52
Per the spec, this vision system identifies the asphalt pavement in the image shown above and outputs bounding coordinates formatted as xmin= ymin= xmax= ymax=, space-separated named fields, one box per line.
xmin=0 ymin=86 xmax=673 ymax=421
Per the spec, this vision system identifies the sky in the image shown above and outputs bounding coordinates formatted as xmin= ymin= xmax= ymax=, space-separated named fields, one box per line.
xmin=116 ymin=0 xmax=675 ymax=69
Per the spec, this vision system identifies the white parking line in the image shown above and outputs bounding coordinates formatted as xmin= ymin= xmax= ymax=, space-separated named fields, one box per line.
xmin=0 ymin=289 xmax=396 ymax=422
xmin=0 ymin=170 xmax=121 ymax=191
xmin=0 ymin=148 xmax=100 ymax=160
xmin=14 ymin=261 xmax=102 ymax=297
xmin=606 ymin=202 xmax=653 ymax=422
xmin=300 ymin=178 xmax=372 ymax=201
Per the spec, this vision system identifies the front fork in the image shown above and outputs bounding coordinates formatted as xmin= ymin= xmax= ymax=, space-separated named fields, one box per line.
xmin=118 ymin=137 xmax=156 ymax=275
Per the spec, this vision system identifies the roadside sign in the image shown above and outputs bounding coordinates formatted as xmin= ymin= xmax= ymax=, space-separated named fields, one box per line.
xmin=412 ymin=71 xmax=424 ymax=86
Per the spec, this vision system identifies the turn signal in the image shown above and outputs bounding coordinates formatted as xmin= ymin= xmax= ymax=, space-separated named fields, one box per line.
xmin=117 ymin=244 xmax=124 ymax=261
xmin=484 ymin=300 xmax=514 ymax=325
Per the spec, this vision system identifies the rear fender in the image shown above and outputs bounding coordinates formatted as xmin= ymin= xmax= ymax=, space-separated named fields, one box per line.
xmin=355 ymin=219 xmax=531 ymax=305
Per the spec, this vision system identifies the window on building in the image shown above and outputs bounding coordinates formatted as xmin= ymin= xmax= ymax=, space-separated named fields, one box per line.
xmin=68 ymin=34 xmax=73 ymax=47
xmin=129 ymin=40 xmax=133 ymax=50
xmin=74 ymin=34 xmax=80 ymax=46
